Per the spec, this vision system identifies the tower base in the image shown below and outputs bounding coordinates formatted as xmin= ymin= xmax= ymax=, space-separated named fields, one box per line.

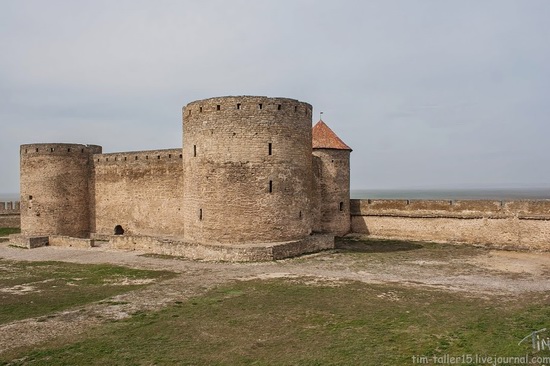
xmin=109 ymin=234 xmax=335 ymax=261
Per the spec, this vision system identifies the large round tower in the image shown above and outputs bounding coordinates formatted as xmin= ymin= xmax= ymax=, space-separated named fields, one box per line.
xmin=182 ymin=96 xmax=314 ymax=244
xmin=312 ymin=120 xmax=352 ymax=235
xmin=20 ymin=143 xmax=102 ymax=238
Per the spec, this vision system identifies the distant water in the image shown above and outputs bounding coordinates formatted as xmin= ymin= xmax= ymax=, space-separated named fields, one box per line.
xmin=351 ymin=188 xmax=550 ymax=200
xmin=0 ymin=193 xmax=19 ymax=201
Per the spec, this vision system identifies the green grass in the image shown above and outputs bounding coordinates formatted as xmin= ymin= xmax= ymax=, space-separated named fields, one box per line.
xmin=0 ymin=260 xmax=175 ymax=325
xmin=0 ymin=227 xmax=20 ymax=236
xmin=3 ymin=278 xmax=549 ymax=365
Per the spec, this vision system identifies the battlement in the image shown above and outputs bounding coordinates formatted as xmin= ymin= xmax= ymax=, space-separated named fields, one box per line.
xmin=93 ymin=148 xmax=183 ymax=165
xmin=351 ymin=199 xmax=550 ymax=219
xmin=21 ymin=143 xmax=102 ymax=156
xmin=183 ymin=96 xmax=312 ymax=119
xmin=0 ymin=201 xmax=20 ymax=214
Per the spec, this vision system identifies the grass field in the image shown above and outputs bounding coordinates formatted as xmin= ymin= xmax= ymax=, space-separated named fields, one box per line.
xmin=2 ymin=277 xmax=549 ymax=365
xmin=0 ymin=260 xmax=174 ymax=325
xmin=1 ymin=238 xmax=549 ymax=365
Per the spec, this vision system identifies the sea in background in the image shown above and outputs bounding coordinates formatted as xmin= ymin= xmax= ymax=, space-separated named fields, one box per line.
xmin=2 ymin=189 xmax=550 ymax=202
xmin=351 ymin=188 xmax=550 ymax=200
xmin=0 ymin=193 xmax=19 ymax=201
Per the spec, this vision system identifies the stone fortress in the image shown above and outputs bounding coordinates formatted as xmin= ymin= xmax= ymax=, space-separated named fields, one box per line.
xmin=13 ymin=96 xmax=353 ymax=260
xmin=7 ymin=95 xmax=550 ymax=257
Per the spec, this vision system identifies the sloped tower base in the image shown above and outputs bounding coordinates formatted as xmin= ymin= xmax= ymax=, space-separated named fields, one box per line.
xmin=109 ymin=234 xmax=335 ymax=261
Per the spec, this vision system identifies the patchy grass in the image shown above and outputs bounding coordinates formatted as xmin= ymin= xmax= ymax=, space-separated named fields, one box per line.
xmin=332 ymin=237 xmax=493 ymax=274
xmin=3 ymin=278 xmax=549 ymax=365
xmin=0 ymin=260 xmax=175 ymax=324
xmin=0 ymin=228 xmax=20 ymax=236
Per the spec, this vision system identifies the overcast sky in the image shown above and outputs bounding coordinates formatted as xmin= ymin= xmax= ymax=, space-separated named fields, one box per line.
xmin=1 ymin=0 xmax=549 ymax=194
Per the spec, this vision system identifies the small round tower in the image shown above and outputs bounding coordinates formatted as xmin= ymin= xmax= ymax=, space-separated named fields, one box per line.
xmin=20 ymin=143 xmax=102 ymax=238
xmin=182 ymin=96 xmax=314 ymax=244
xmin=312 ymin=120 xmax=352 ymax=235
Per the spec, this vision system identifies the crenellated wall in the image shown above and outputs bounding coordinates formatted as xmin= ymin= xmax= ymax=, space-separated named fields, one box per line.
xmin=351 ymin=199 xmax=550 ymax=251
xmin=0 ymin=201 xmax=20 ymax=228
xmin=93 ymin=148 xmax=184 ymax=237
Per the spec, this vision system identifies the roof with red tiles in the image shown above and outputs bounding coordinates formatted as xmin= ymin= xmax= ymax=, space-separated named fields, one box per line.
xmin=312 ymin=120 xmax=352 ymax=151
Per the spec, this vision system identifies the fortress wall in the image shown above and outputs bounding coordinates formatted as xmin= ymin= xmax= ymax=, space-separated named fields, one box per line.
xmin=93 ymin=148 xmax=184 ymax=237
xmin=182 ymin=96 xmax=314 ymax=244
xmin=20 ymin=143 xmax=101 ymax=238
xmin=0 ymin=201 xmax=20 ymax=228
xmin=313 ymin=149 xmax=351 ymax=235
xmin=351 ymin=199 xmax=550 ymax=251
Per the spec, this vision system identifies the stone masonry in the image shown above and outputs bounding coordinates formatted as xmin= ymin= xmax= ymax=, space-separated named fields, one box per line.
xmin=15 ymin=96 xmax=352 ymax=260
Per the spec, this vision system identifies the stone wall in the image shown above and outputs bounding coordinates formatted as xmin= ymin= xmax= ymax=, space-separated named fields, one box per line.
xmin=182 ymin=96 xmax=315 ymax=244
xmin=20 ymin=143 xmax=102 ymax=238
xmin=313 ymin=149 xmax=351 ymax=235
xmin=351 ymin=199 xmax=550 ymax=251
xmin=93 ymin=148 xmax=184 ymax=237
xmin=0 ymin=201 xmax=20 ymax=228
xmin=110 ymin=233 xmax=334 ymax=261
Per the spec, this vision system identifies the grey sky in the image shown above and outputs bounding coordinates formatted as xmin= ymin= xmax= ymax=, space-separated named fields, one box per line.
xmin=1 ymin=0 xmax=549 ymax=193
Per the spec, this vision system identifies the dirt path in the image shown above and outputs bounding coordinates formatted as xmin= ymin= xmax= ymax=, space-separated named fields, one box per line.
xmin=1 ymin=240 xmax=550 ymax=355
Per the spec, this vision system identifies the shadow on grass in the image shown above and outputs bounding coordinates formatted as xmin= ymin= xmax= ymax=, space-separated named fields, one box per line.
xmin=335 ymin=237 xmax=424 ymax=253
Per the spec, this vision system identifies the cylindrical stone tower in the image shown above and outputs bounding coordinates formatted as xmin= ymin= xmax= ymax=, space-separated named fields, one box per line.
xmin=20 ymin=143 xmax=102 ymax=238
xmin=312 ymin=120 xmax=352 ymax=235
xmin=182 ymin=96 xmax=314 ymax=244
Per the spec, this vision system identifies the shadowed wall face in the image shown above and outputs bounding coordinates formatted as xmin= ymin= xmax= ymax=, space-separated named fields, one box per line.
xmin=313 ymin=149 xmax=351 ymax=235
xmin=351 ymin=199 xmax=550 ymax=250
xmin=182 ymin=96 xmax=314 ymax=244
xmin=19 ymin=144 xmax=101 ymax=238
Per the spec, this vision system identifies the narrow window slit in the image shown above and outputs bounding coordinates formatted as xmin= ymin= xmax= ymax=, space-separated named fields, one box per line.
xmin=216 ymin=105 xmax=221 ymax=111
xmin=237 ymin=103 xmax=241 ymax=110
xmin=199 ymin=209 xmax=203 ymax=221
xmin=193 ymin=145 xmax=197 ymax=157
xmin=269 ymin=180 xmax=273 ymax=193
xmin=258 ymin=103 xmax=263 ymax=110
xmin=277 ymin=104 xmax=282 ymax=110
xmin=339 ymin=202 xmax=344 ymax=211
xmin=268 ymin=143 xmax=272 ymax=156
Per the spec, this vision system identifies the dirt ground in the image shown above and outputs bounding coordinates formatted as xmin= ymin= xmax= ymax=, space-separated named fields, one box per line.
xmin=1 ymin=238 xmax=549 ymax=355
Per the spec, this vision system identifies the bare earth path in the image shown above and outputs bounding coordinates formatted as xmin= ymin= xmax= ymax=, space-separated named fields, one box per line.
xmin=1 ymin=240 xmax=550 ymax=355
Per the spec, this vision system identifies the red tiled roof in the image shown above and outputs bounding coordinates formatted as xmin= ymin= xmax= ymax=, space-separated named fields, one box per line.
xmin=312 ymin=120 xmax=352 ymax=151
